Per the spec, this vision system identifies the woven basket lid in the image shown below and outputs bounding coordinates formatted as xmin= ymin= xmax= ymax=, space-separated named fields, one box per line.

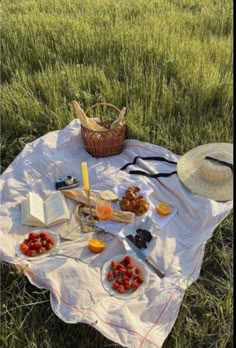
xmin=177 ymin=143 xmax=233 ymax=201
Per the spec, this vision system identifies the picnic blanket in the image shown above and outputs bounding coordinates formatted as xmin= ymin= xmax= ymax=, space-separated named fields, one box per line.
xmin=0 ymin=119 xmax=233 ymax=348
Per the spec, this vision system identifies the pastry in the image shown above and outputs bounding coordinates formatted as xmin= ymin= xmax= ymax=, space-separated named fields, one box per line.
xmin=119 ymin=186 xmax=150 ymax=216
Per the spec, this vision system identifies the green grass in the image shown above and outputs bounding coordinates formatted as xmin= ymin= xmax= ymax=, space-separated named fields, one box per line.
xmin=0 ymin=0 xmax=233 ymax=347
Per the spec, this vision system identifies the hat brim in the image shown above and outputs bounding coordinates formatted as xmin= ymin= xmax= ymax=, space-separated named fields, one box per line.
xmin=177 ymin=143 xmax=233 ymax=201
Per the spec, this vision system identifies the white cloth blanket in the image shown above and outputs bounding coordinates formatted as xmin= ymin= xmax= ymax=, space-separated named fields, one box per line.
xmin=0 ymin=120 xmax=232 ymax=348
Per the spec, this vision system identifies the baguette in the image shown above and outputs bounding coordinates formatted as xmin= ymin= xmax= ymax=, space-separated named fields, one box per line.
xmin=72 ymin=101 xmax=108 ymax=132
xmin=77 ymin=206 xmax=134 ymax=224
xmin=62 ymin=189 xmax=135 ymax=224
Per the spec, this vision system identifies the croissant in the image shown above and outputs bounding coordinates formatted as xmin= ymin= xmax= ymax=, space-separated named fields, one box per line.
xmin=120 ymin=198 xmax=131 ymax=211
xmin=124 ymin=192 xmax=137 ymax=201
xmin=135 ymin=201 xmax=150 ymax=216
xmin=119 ymin=186 xmax=150 ymax=216
xmin=127 ymin=186 xmax=140 ymax=193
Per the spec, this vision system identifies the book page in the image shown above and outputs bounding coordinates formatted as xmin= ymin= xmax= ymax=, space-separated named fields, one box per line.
xmin=21 ymin=196 xmax=45 ymax=227
xmin=28 ymin=192 xmax=45 ymax=224
xmin=44 ymin=191 xmax=69 ymax=225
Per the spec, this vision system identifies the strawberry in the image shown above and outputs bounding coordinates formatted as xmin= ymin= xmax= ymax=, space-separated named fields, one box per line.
xmin=126 ymin=262 xmax=135 ymax=269
xmin=126 ymin=269 xmax=133 ymax=278
xmin=28 ymin=241 xmax=37 ymax=250
xmin=124 ymin=284 xmax=130 ymax=291
xmin=119 ymin=268 xmax=126 ymax=275
xmin=46 ymin=236 xmax=54 ymax=245
xmin=116 ymin=278 xmax=122 ymax=285
xmin=26 ymin=249 xmax=36 ymax=257
xmin=45 ymin=242 xmax=53 ymax=250
xmin=134 ymin=266 xmax=142 ymax=274
xmin=130 ymin=281 xmax=139 ymax=291
xmin=28 ymin=232 xmax=39 ymax=240
xmin=118 ymin=285 xmax=125 ymax=293
xmin=123 ymin=279 xmax=130 ymax=287
xmin=123 ymin=275 xmax=129 ymax=282
xmin=112 ymin=269 xmax=119 ymax=277
xmin=106 ymin=272 xmax=114 ymax=281
xmin=20 ymin=243 xmax=29 ymax=255
xmin=37 ymin=247 xmax=46 ymax=255
xmin=39 ymin=232 xmax=47 ymax=239
xmin=23 ymin=239 xmax=29 ymax=244
xmin=112 ymin=281 xmax=120 ymax=290
xmin=111 ymin=261 xmax=117 ymax=269
xmin=123 ymin=255 xmax=131 ymax=265
xmin=117 ymin=263 xmax=125 ymax=270
xmin=34 ymin=241 xmax=43 ymax=249
xmin=134 ymin=275 xmax=144 ymax=284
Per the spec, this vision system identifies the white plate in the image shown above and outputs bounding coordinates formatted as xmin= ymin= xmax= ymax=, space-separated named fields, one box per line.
xmin=113 ymin=180 xmax=153 ymax=221
xmin=16 ymin=229 xmax=60 ymax=261
xmin=101 ymin=253 xmax=149 ymax=299
xmin=118 ymin=217 xmax=156 ymax=257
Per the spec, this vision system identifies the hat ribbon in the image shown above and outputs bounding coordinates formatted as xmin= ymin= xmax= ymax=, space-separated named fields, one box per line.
xmin=120 ymin=156 xmax=177 ymax=178
xmin=205 ymin=156 xmax=233 ymax=172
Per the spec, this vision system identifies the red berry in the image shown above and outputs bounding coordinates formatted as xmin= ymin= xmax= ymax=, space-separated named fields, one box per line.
xmin=120 ymin=268 xmax=126 ymax=275
xmin=34 ymin=241 xmax=43 ymax=249
xmin=123 ymin=279 xmax=130 ymax=287
xmin=135 ymin=275 xmax=144 ymax=284
xmin=118 ymin=285 xmax=125 ymax=293
xmin=20 ymin=243 xmax=29 ymax=255
xmin=46 ymin=236 xmax=54 ymax=245
xmin=113 ymin=269 xmax=119 ymax=277
xmin=135 ymin=266 xmax=142 ymax=274
xmin=106 ymin=272 xmax=114 ymax=281
xmin=28 ymin=241 xmax=37 ymax=250
xmin=126 ymin=269 xmax=133 ymax=278
xmin=39 ymin=232 xmax=47 ymax=239
xmin=131 ymin=281 xmax=139 ymax=291
xmin=112 ymin=281 xmax=120 ymax=290
xmin=123 ymin=256 xmax=131 ymax=265
xmin=45 ymin=242 xmax=53 ymax=250
xmin=127 ymin=262 xmax=135 ymax=269
xmin=28 ymin=232 xmax=39 ymax=240
xmin=26 ymin=250 xmax=36 ymax=257
xmin=111 ymin=261 xmax=117 ymax=269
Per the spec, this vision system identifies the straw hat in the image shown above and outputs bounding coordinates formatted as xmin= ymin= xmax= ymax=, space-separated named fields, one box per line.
xmin=177 ymin=143 xmax=233 ymax=201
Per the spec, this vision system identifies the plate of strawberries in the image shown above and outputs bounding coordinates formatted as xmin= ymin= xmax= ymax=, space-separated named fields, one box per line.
xmin=16 ymin=229 xmax=60 ymax=260
xmin=101 ymin=254 xmax=149 ymax=299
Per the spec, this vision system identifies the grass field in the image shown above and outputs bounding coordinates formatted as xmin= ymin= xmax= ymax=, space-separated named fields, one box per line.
xmin=0 ymin=0 xmax=233 ymax=347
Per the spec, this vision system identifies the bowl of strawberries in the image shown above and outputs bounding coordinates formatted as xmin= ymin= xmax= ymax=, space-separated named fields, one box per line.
xmin=101 ymin=254 xmax=149 ymax=299
xmin=16 ymin=229 xmax=60 ymax=260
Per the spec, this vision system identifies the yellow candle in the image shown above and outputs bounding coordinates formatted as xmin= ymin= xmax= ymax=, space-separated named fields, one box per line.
xmin=81 ymin=162 xmax=90 ymax=191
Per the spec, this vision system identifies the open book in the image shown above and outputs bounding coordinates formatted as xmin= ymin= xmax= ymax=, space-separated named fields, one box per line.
xmin=21 ymin=191 xmax=70 ymax=227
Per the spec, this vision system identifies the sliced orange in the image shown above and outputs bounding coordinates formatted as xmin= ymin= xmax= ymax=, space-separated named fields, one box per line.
xmin=88 ymin=239 xmax=105 ymax=253
xmin=156 ymin=202 xmax=172 ymax=216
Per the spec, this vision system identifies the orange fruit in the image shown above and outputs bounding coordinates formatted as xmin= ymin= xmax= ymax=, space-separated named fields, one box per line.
xmin=156 ymin=202 xmax=172 ymax=216
xmin=88 ymin=239 xmax=105 ymax=253
xmin=96 ymin=205 xmax=113 ymax=220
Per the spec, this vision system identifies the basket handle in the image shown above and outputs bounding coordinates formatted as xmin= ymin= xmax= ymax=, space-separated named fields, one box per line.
xmin=85 ymin=102 xmax=121 ymax=116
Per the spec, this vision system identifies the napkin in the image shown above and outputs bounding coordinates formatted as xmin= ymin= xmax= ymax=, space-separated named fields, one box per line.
xmin=149 ymin=198 xmax=177 ymax=229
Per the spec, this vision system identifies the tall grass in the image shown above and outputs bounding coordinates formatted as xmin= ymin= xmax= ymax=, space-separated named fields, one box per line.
xmin=0 ymin=0 xmax=233 ymax=347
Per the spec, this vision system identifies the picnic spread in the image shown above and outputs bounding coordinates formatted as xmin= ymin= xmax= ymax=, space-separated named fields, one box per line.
xmin=0 ymin=102 xmax=233 ymax=348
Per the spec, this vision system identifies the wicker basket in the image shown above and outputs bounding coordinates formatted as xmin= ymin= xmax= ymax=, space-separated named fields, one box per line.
xmin=81 ymin=102 xmax=126 ymax=157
